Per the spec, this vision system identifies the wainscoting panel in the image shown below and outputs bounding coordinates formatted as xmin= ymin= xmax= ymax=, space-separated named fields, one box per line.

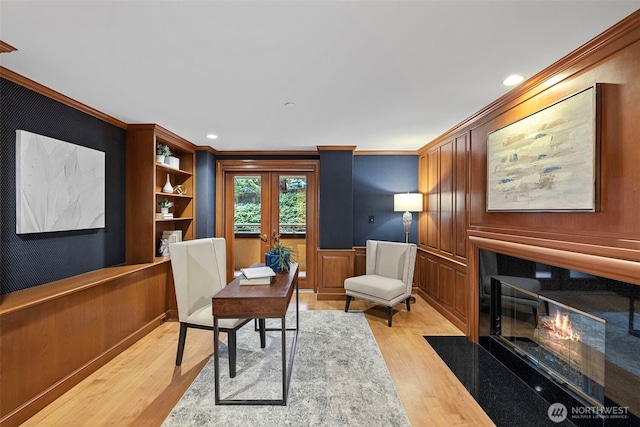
xmin=316 ymin=249 xmax=354 ymax=300
xmin=417 ymin=249 xmax=468 ymax=334
xmin=0 ymin=261 xmax=172 ymax=427
xmin=354 ymin=246 xmax=366 ymax=277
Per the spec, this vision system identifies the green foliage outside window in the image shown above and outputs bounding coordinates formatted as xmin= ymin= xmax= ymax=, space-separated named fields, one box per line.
xmin=234 ymin=177 xmax=307 ymax=234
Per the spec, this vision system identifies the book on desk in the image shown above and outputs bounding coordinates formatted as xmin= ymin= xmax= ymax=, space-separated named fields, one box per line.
xmin=238 ymin=266 xmax=276 ymax=285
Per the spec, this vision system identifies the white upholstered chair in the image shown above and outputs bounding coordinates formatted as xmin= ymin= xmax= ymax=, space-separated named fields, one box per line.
xmin=169 ymin=237 xmax=256 ymax=377
xmin=344 ymin=240 xmax=417 ymax=327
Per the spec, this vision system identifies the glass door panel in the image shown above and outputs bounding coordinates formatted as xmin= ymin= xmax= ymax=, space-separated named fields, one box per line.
xmin=277 ymin=175 xmax=307 ymax=276
xmin=224 ymin=169 xmax=314 ymax=289
xmin=232 ymin=175 xmax=270 ymax=273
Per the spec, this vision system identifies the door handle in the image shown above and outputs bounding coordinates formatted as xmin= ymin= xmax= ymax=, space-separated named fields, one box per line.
xmin=261 ymin=234 xmax=268 ymax=242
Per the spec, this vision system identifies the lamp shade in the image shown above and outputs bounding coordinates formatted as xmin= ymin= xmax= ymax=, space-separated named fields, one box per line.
xmin=394 ymin=193 xmax=423 ymax=212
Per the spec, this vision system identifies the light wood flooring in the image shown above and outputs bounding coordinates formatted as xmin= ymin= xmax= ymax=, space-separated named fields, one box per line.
xmin=23 ymin=293 xmax=495 ymax=427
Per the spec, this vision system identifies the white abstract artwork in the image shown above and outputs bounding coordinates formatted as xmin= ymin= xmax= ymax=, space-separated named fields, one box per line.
xmin=16 ymin=130 xmax=105 ymax=234
xmin=486 ymin=86 xmax=597 ymax=212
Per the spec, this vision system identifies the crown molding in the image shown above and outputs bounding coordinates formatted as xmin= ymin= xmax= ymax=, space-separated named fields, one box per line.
xmin=0 ymin=40 xmax=17 ymax=54
xmin=0 ymin=66 xmax=127 ymax=129
xmin=354 ymin=150 xmax=418 ymax=156
xmin=195 ymin=146 xmax=218 ymax=154
xmin=317 ymin=145 xmax=356 ymax=151
xmin=210 ymin=149 xmax=319 ymax=156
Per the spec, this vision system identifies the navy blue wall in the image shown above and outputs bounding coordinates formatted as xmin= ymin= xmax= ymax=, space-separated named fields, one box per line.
xmin=0 ymin=78 xmax=126 ymax=294
xmin=353 ymin=155 xmax=418 ymax=246
xmin=194 ymin=152 xmax=418 ymax=248
xmin=195 ymin=150 xmax=216 ymax=238
xmin=319 ymin=150 xmax=354 ymax=249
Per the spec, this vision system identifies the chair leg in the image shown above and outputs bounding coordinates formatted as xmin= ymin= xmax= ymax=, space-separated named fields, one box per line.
xmin=406 ymin=297 xmax=411 ymax=312
xmin=344 ymin=295 xmax=352 ymax=312
xmin=228 ymin=330 xmax=237 ymax=378
xmin=176 ymin=323 xmax=188 ymax=366
xmin=387 ymin=306 xmax=393 ymax=327
xmin=259 ymin=318 xmax=266 ymax=348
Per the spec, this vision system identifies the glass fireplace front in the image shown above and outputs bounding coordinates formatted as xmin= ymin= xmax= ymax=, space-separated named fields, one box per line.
xmin=479 ymin=249 xmax=640 ymax=424
xmin=491 ymin=278 xmax=606 ymax=407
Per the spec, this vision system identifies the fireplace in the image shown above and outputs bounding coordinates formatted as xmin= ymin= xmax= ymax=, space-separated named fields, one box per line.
xmin=490 ymin=278 xmax=606 ymax=407
xmin=478 ymin=249 xmax=640 ymax=424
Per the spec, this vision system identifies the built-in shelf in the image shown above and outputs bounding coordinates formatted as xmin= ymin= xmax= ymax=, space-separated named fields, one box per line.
xmin=126 ymin=124 xmax=196 ymax=264
xmin=155 ymin=217 xmax=194 ymax=222
xmin=155 ymin=193 xmax=192 ymax=200
xmin=155 ymin=162 xmax=192 ymax=176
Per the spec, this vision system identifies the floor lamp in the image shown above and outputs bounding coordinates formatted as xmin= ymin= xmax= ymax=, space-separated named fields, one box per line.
xmin=394 ymin=192 xmax=422 ymax=305
xmin=393 ymin=192 xmax=423 ymax=243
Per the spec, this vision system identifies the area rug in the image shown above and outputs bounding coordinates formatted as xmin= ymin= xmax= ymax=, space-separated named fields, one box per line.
xmin=163 ymin=310 xmax=411 ymax=426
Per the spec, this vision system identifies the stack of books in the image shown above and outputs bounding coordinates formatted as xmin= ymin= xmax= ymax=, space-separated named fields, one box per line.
xmin=238 ymin=266 xmax=276 ymax=285
xmin=156 ymin=212 xmax=174 ymax=219
xmin=163 ymin=230 xmax=182 ymax=245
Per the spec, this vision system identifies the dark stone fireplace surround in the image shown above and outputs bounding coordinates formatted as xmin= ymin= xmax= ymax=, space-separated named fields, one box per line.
xmin=470 ymin=236 xmax=640 ymax=426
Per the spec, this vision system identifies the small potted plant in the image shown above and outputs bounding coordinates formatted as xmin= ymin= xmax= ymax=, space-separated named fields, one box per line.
xmin=156 ymin=143 xmax=171 ymax=164
xmin=265 ymin=234 xmax=294 ymax=272
xmin=157 ymin=198 xmax=174 ymax=215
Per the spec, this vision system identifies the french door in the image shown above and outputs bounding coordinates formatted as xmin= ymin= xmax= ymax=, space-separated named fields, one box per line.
xmin=217 ymin=160 xmax=318 ymax=290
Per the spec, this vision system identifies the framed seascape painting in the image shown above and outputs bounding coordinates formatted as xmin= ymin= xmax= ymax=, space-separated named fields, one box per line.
xmin=16 ymin=130 xmax=106 ymax=234
xmin=486 ymin=85 xmax=599 ymax=212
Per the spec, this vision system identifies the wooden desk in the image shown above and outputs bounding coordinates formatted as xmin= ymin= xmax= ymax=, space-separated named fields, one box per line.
xmin=212 ymin=263 xmax=299 ymax=405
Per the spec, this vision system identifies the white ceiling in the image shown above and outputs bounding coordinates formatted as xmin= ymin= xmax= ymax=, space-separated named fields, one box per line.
xmin=1 ymin=1 xmax=638 ymax=152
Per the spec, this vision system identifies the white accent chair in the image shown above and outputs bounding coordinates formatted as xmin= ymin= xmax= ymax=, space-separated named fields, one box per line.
xmin=344 ymin=240 xmax=417 ymax=327
xmin=169 ymin=238 xmax=259 ymax=377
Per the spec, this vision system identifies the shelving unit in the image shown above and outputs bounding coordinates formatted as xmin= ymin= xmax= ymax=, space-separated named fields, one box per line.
xmin=126 ymin=124 xmax=196 ymax=264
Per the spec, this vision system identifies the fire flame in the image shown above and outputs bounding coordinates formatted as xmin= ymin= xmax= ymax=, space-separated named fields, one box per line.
xmin=552 ymin=311 xmax=580 ymax=342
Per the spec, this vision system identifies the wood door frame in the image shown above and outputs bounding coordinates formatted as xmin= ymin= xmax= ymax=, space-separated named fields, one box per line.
xmin=216 ymin=159 xmax=319 ymax=291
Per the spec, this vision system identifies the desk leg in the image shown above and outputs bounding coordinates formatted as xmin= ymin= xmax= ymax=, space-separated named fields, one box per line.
xmin=259 ymin=318 xmax=266 ymax=348
xmin=282 ymin=315 xmax=287 ymax=404
xmin=213 ymin=317 xmax=221 ymax=404
xmin=296 ymin=276 xmax=299 ymax=331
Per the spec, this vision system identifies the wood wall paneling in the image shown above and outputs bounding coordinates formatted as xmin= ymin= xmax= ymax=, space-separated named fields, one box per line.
xmin=0 ymin=262 xmax=172 ymax=426
xmin=354 ymin=246 xmax=367 ymax=277
xmin=426 ymin=150 xmax=439 ymax=250
xmin=418 ymin=252 xmax=468 ymax=333
xmin=418 ymin=154 xmax=428 ymax=247
xmin=439 ymin=141 xmax=454 ymax=255
xmin=438 ymin=263 xmax=455 ymax=309
xmin=454 ymin=269 xmax=468 ymax=323
xmin=416 ymin=250 xmax=428 ymax=293
xmin=454 ymin=133 xmax=468 ymax=260
xmin=426 ymin=257 xmax=439 ymax=298
xmin=417 ymin=132 xmax=470 ymax=331
xmin=316 ymin=249 xmax=354 ymax=300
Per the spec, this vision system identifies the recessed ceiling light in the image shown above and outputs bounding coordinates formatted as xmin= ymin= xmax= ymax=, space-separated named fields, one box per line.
xmin=503 ymin=74 xmax=525 ymax=86
xmin=206 ymin=134 xmax=218 ymax=140
xmin=284 ymin=102 xmax=296 ymax=108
